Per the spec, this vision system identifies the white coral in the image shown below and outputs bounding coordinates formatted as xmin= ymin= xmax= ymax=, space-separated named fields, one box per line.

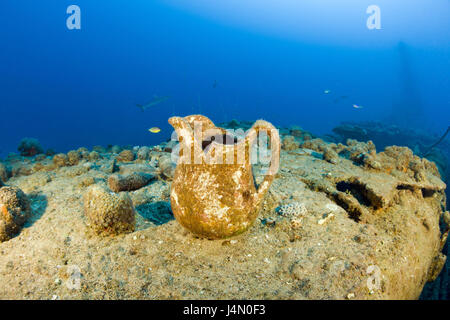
xmin=278 ymin=202 xmax=308 ymax=217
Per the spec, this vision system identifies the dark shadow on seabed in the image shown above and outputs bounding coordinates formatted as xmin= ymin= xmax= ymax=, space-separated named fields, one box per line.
xmin=23 ymin=193 xmax=48 ymax=228
xmin=135 ymin=200 xmax=174 ymax=230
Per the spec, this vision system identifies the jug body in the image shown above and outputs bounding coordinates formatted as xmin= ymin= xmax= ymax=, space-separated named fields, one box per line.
xmin=168 ymin=115 xmax=280 ymax=239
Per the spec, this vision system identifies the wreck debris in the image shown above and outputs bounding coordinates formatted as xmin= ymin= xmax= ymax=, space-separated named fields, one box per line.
xmin=108 ymin=172 xmax=155 ymax=192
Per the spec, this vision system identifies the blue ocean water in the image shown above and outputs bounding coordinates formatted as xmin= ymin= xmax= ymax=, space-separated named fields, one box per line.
xmin=0 ymin=0 xmax=449 ymax=155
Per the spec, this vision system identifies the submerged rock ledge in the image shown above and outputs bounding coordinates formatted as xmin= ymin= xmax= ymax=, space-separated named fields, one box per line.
xmin=0 ymin=125 xmax=447 ymax=299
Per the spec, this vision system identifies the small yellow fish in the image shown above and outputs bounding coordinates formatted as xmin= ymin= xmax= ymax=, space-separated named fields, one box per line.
xmin=324 ymin=90 xmax=331 ymax=94
xmin=149 ymin=127 xmax=161 ymax=133
xmin=353 ymin=104 xmax=364 ymax=109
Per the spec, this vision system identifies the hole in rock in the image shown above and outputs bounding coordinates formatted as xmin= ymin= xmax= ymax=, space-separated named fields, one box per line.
xmin=421 ymin=188 xmax=436 ymax=198
xmin=396 ymin=184 xmax=415 ymax=191
xmin=336 ymin=181 xmax=372 ymax=207
xmin=330 ymin=193 xmax=362 ymax=223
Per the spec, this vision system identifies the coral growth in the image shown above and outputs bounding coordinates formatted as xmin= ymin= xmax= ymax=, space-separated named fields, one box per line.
xmin=53 ymin=153 xmax=69 ymax=167
xmin=83 ymin=185 xmax=135 ymax=236
xmin=17 ymin=138 xmax=43 ymax=157
xmin=281 ymin=135 xmax=299 ymax=151
xmin=137 ymin=147 xmax=150 ymax=160
xmin=88 ymin=151 xmax=100 ymax=162
xmin=289 ymin=126 xmax=303 ymax=137
xmin=67 ymin=150 xmax=81 ymax=166
xmin=0 ymin=186 xmax=30 ymax=242
xmin=111 ymin=145 xmax=122 ymax=154
xmin=0 ymin=163 xmax=9 ymax=183
xmin=277 ymin=202 xmax=308 ymax=217
xmin=93 ymin=145 xmax=106 ymax=153
xmin=116 ymin=150 xmax=135 ymax=162
xmin=158 ymin=155 xmax=175 ymax=180
xmin=301 ymin=138 xmax=326 ymax=152
xmin=323 ymin=146 xmax=338 ymax=164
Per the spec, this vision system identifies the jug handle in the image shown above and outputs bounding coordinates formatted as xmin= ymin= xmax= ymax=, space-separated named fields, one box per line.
xmin=245 ymin=120 xmax=280 ymax=203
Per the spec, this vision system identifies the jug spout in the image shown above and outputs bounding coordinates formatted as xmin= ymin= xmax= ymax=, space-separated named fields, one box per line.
xmin=168 ymin=116 xmax=202 ymax=163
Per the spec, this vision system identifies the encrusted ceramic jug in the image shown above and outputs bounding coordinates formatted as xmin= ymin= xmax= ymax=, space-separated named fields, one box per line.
xmin=168 ymin=115 xmax=280 ymax=239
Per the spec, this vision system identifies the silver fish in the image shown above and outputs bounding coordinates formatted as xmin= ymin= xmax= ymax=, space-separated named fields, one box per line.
xmin=137 ymin=95 xmax=170 ymax=111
